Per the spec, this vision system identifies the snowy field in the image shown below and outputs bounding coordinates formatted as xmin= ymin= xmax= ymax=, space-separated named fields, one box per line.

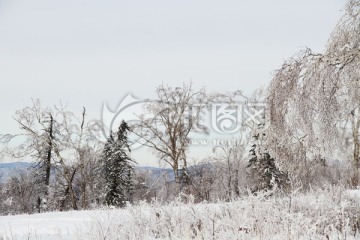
xmin=1 ymin=187 xmax=360 ymax=240
xmin=0 ymin=210 xmax=95 ymax=240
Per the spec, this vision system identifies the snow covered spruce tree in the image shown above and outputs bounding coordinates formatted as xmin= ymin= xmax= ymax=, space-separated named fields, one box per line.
xmin=246 ymin=126 xmax=290 ymax=193
xmin=102 ymin=120 xmax=135 ymax=207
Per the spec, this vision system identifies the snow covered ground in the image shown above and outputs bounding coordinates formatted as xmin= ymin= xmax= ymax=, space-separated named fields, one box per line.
xmin=1 ymin=187 xmax=360 ymax=240
xmin=0 ymin=210 xmax=100 ymax=240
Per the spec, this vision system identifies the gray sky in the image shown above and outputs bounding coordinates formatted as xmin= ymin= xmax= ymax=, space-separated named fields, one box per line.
xmin=0 ymin=0 xmax=345 ymax=165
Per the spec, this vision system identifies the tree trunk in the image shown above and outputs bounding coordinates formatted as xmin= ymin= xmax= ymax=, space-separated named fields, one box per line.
xmin=54 ymin=146 xmax=78 ymax=210
xmin=59 ymin=169 xmax=78 ymax=211
xmin=234 ymin=169 xmax=240 ymax=197
xmin=81 ymin=181 xmax=87 ymax=209
xmin=351 ymin=108 xmax=360 ymax=188
xmin=174 ymin=162 xmax=180 ymax=194
xmin=45 ymin=114 xmax=53 ymax=194
xmin=79 ymin=108 xmax=86 ymax=209
xmin=227 ymin=175 xmax=232 ymax=201
xmin=68 ymin=169 xmax=78 ymax=210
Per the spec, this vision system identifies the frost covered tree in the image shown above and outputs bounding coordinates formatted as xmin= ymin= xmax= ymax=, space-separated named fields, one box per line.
xmin=102 ymin=121 xmax=135 ymax=207
xmin=0 ymin=100 xmax=103 ymax=211
xmin=0 ymin=100 xmax=55 ymax=211
xmin=246 ymin=130 xmax=290 ymax=193
xmin=56 ymin=107 xmax=103 ymax=210
xmin=133 ymin=83 xmax=208 ymax=191
xmin=212 ymin=140 xmax=247 ymax=200
xmin=3 ymin=171 xmax=37 ymax=214
xmin=51 ymin=106 xmax=102 ymax=211
xmin=268 ymin=0 xmax=360 ymax=187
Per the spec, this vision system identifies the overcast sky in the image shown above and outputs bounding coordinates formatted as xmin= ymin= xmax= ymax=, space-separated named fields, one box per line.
xmin=0 ymin=0 xmax=345 ymax=165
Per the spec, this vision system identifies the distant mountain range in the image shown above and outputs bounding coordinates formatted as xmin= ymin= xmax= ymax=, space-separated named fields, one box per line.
xmin=0 ymin=162 xmax=33 ymax=182
xmin=0 ymin=162 xmax=175 ymax=183
xmin=0 ymin=161 xmax=213 ymax=183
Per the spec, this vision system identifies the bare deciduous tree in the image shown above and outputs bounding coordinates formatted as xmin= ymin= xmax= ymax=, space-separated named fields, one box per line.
xmin=52 ymin=105 xmax=102 ymax=210
xmin=133 ymin=83 xmax=208 ymax=190
xmin=0 ymin=100 xmax=103 ymax=211
xmin=0 ymin=99 xmax=55 ymax=210
xmin=212 ymin=140 xmax=247 ymax=200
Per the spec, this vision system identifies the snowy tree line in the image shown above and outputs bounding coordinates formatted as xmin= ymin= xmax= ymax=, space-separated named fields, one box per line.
xmin=0 ymin=0 xmax=359 ymax=216
xmin=0 ymin=88 xmax=287 ymax=215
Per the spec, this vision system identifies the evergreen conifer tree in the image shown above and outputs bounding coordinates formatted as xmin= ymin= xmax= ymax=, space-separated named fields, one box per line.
xmin=102 ymin=121 xmax=135 ymax=207
xmin=247 ymin=130 xmax=290 ymax=193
